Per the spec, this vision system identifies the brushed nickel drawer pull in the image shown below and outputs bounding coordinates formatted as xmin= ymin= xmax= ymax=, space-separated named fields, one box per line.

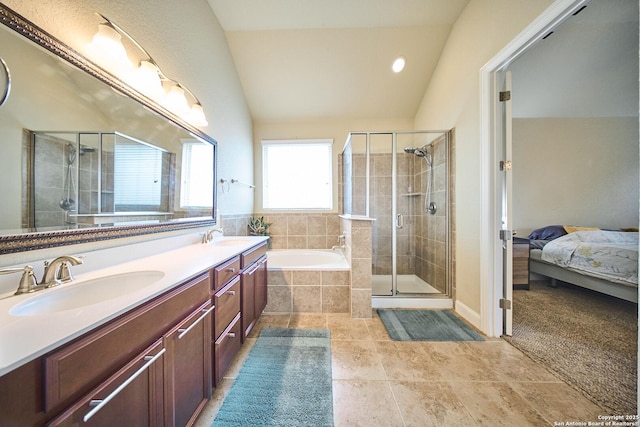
xmin=227 ymin=290 xmax=236 ymax=296
xmin=225 ymin=267 xmax=236 ymax=273
xmin=83 ymin=348 xmax=166 ymax=422
xmin=178 ymin=306 xmax=214 ymax=339
xmin=227 ymin=332 xmax=236 ymax=339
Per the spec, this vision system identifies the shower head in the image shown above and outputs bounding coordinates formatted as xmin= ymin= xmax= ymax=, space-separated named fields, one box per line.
xmin=79 ymin=145 xmax=96 ymax=154
xmin=405 ymin=146 xmax=427 ymax=157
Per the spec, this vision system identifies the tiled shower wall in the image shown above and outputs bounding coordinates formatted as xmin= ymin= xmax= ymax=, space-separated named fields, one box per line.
xmin=412 ymin=133 xmax=449 ymax=293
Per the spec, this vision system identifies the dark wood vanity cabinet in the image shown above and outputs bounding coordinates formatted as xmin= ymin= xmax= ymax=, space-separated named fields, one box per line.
xmin=0 ymin=272 xmax=212 ymax=427
xmin=213 ymin=241 xmax=268 ymax=385
xmin=0 ymin=241 xmax=269 ymax=426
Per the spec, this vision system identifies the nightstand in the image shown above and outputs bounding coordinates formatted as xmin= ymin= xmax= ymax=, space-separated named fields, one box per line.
xmin=513 ymin=237 xmax=530 ymax=290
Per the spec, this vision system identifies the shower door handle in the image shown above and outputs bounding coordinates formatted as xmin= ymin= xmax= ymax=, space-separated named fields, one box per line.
xmin=396 ymin=214 xmax=404 ymax=229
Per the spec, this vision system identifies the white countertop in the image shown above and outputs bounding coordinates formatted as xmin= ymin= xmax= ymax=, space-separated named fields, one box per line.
xmin=0 ymin=235 xmax=268 ymax=377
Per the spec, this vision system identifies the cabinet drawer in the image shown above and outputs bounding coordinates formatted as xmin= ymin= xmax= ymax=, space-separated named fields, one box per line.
xmin=214 ymin=313 xmax=242 ymax=386
xmin=44 ymin=273 xmax=210 ymax=412
xmin=214 ymin=256 xmax=240 ymax=291
xmin=47 ymin=340 xmax=165 ymax=427
xmin=214 ymin=276 xmax=241 ymax=339
xmin=241 ymin=242 xmax=267 ymax=269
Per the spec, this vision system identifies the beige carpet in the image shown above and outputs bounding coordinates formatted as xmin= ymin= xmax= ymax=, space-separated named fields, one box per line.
xmin=504 ymin=280 xmax=637 ymax=414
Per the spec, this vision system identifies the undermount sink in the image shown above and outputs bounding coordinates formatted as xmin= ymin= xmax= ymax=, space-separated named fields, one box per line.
xmin=212 ymin=238 xmax=254 ymax=247
xmin=10 ymin=270 xmax=165 ymax=317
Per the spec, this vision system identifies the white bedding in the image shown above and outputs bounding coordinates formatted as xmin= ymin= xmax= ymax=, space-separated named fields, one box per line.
xmin=541 ymin=230 xmax=638 ymax=286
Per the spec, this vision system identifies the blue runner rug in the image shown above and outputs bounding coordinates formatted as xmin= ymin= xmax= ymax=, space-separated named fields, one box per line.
xmin=378 ymin=309 xmax=484 ymax=341
xmin=213 ymin=328 xmax=333 ymax=426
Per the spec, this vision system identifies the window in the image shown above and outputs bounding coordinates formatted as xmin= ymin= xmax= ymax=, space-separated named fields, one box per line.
xmin=180 ymin=140 xmax=214 ymax=208
xmin=114 ymin=141 xmax=163 ymax=208
xmin=262 ymin=139 xmax=333 ymax=210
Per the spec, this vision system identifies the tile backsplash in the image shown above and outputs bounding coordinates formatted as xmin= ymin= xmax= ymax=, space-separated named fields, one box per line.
xmin=222 ymin=213 xmax=342 ymax=250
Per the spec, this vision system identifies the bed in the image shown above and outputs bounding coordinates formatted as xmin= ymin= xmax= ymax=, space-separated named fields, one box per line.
xmin=526 ymin=225 xmax=638 ymax=303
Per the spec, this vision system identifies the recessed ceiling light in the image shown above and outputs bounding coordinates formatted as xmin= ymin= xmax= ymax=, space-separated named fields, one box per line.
xmin=392 ymin=56 xmax=406 ymax=73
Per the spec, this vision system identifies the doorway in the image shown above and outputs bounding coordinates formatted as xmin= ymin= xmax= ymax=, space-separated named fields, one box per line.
xmin=479 ymin=0 xmax=593 ymax=337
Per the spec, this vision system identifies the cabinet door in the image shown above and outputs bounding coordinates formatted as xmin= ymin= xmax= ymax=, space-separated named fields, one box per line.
xmin=254 ymin=256 xmax=268 ymax=315
xmin=47 ymin=340 xmax=165 ymax=427
xmin=241 ymin=265 xmax=257 ymax=340
xmin=165 ymin=301 xmax=213 ymax=427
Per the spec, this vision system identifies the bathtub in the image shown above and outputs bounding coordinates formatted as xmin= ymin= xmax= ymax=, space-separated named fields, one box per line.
xmin=265 ymin=249 xmax=351 ymax=314
xmin=266 ymin=249 xmax=350 ymax=271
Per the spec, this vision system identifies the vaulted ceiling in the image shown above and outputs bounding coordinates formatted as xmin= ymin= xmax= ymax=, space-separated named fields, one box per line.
xmin=208 ymin=0 xmax=638 ymax=123
xmin=207 ymin=0 xmax=469 ymax=122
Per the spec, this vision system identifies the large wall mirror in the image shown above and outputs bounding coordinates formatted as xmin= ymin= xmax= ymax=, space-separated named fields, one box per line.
xmin=0 ymin=5 xmax=217 ymax=253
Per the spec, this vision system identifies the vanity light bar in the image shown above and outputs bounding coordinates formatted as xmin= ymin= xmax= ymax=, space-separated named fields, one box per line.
xmin=88 ymin=13 xmax=208 ymax=127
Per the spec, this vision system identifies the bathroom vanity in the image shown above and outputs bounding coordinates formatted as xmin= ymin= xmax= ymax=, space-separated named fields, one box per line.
xmin=0 ymin=237 xmax=268 ymax=426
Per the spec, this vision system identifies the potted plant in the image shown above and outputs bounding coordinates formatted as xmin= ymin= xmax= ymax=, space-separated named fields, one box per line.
xmin=248 ymin=216 xmax=271 ymax=237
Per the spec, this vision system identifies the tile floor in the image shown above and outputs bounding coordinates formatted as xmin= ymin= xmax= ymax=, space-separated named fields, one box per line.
xmin=195 ymin=312 xmax=606 ymax=427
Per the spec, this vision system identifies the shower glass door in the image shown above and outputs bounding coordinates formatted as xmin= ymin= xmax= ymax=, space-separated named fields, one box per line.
xmin=370 ymin=133 xmax=394 ymax=296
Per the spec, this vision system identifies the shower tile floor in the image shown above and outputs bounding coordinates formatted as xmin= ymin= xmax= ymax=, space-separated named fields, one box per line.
xmin=372 ymin=274 xmax=441 ymax=296
xmin=194 ymin=312 xmax=605 ymax=427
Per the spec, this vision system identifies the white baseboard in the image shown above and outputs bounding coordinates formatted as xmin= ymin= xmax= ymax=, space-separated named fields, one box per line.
xmin=372 ymin=297 xmax=453 ymax=309
xmin=454 ymin=300 xmax=482 ymax=331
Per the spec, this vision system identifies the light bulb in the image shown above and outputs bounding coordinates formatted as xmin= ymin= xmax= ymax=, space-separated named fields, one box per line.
xmin=88 ymin=24 xmax=133 ymax=78
xmin=164 ymin=85 xmax=190 ymax=118
xmin=189 ymin=103 xmax=208 ymax=127
xmin=129 ymin=60 xmax=164 ymax=102
xmin=392 ymin=56 xmax=406 ymax=73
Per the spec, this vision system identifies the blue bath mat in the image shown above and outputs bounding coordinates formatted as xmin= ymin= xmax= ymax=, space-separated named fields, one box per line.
xmin=377 ymin=309 xmax=484 ymax=341
xmin=213 ymin=328 xmax=333 ymax=426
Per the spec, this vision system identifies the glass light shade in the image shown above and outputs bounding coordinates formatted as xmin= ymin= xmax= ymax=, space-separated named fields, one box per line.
xmin=129 ymin=60 xmax=164 ymax=102
xmin=392 ymin=56 xmax=406 ymax=73
xmin=88 ymin=24 xmax=133 ymax=78
xmin=164 ymin=85 xmax=190 ymax=118
xmin=189 ymin=103 xmax=208 ymax=127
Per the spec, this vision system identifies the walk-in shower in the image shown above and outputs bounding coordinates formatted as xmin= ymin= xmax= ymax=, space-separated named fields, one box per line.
xmin=342 ymin=130 xmax=451 ymax=305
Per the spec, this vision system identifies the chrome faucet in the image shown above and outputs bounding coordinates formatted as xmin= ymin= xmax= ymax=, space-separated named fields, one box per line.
xmin=331 ymin=233 xmax=346 ymax=251
xmin=201 ymin=227 xmax=224 ymax=244
xmin=0 ymin=255 xmax=84 ymax=295
xmin=41 ymin=255 xmax=84 ymax=288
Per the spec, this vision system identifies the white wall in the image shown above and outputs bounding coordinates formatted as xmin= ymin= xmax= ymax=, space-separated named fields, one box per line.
xmin=3 ymin=0 xmax=254 ymax=218
xmin=512 ymin=117 xmax=639 ymax=236
xmin=413 ymin=0 xmax=555 ymax=314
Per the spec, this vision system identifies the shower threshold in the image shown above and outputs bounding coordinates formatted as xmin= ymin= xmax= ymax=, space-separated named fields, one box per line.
xmin=371 ymin=274 xmax=452 ymax=309
xmin=372 ymin=274 xmax=442 ymax=295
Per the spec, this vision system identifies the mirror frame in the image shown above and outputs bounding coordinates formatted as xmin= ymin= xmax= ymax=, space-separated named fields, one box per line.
xmin=0 ymin=4 xmax=217 ymax=254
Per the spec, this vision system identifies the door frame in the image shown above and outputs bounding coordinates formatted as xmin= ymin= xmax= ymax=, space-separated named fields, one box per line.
xmin=479 ymin=0 xmax=591 ymax=337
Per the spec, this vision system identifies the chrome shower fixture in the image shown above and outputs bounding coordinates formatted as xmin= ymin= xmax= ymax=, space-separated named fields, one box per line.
xmin=404 ymin=146 xmax=428 ymax=158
